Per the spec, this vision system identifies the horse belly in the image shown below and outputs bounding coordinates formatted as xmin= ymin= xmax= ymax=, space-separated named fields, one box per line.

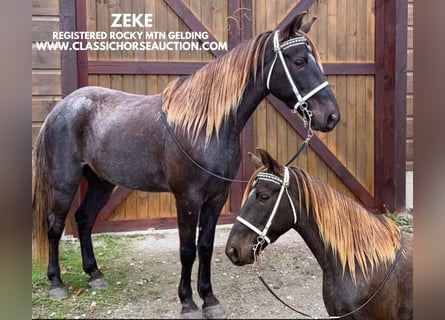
xmin=84 ymin=126 xmax=169 ymax=191
xmin=91 ymin=156 xmax=169 ymax=192
xmin=81 ymin=93 xmax=169 ymax=192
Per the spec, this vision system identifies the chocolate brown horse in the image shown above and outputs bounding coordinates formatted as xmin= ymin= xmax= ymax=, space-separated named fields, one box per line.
xmin=32 ymin=12 xmax=340 ymax=318
xmin=226 ymin=149 xmax=412 ymax=320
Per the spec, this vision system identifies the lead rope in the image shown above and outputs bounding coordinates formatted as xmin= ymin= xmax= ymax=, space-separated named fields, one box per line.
xmin=161 ymin=107 xmax=312 ymax=183
xmin=253 ymin=236 xmax=404 ymax=319
xmin=160 ymin=110 xmax=249 ymax=183
xmin=256 ymin=271 xmax=312 ymax=318
xmin=285 ymin=103 xmax=314 ymax=166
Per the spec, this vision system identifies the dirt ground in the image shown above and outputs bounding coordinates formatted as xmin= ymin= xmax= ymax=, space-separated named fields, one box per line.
xmin=102 ymin=225 xmax=328 ymax=319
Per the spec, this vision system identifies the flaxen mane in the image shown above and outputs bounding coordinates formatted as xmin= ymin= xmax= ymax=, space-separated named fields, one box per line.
xmin=291 ymin=167 xmax=401 ymax=281
xmin=161 ymin=32 xmax=273 ymax=146
xmin=243 ymin=165 xmax=401 ymax=282
xmin=162 ymin=30 xmax=324 ymax=146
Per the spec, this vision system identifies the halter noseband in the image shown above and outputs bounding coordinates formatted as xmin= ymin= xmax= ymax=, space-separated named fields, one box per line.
xmin=266 ymin=31 xmax=329 ymax=116
xmin=236 ymin=167 xmax=297 ymax=250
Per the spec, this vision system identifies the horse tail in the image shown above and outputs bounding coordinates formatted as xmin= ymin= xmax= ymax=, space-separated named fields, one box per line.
xmin=32 ymin=125 xmax=51 ymax=266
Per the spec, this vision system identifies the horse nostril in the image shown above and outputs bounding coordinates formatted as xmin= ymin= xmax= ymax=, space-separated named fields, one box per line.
xmin=226 ymin=247 xmax=239 ymax=263
xmin=327 ymin=113 xmax=339 ymax=128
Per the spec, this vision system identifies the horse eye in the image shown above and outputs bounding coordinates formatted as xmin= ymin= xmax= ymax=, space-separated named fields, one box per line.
xmin=295 ymin=58 xmax=305 ymax=67
xmin=257 ymin=193 xmax=270 ymax=201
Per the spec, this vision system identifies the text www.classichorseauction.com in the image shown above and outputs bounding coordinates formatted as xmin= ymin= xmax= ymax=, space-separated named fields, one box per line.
xmin=36 ymin=13 xmax=227 ymax=52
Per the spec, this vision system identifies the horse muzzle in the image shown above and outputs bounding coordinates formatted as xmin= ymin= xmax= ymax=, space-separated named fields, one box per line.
xmin=225 ymin=245 xmax=254 ymax=266
xmin=322 ymin=112 xmax=340 ymax=132
xmin=311 ymin=109 xmax=340 ymax=132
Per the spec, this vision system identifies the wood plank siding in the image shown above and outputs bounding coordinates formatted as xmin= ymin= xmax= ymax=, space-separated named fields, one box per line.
xmin=32 ymin=0 xmax=61 ymax=144
xmin=31 ymin=0 xmax=411 ymax=235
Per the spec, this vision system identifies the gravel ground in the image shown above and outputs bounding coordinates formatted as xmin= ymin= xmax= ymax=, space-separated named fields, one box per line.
xmin=106 ymin=225 xmax=328 ymax=319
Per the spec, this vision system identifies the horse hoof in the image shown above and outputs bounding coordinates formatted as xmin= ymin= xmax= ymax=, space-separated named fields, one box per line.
xmin=180 ymin=310 xmax=204 ymax=319
xmin=203 ymin=305 xmax=226 ymax=319
xmin=49 ymin=287 xmax=68 ymax=300
xmin=89 ymin=277 xmax=109 ymax=290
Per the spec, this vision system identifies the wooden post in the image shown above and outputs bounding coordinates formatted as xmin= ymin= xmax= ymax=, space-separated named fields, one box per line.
xmin=374 ymin=0 xmax=407 ymax=212
xmin=59 ymin=0 xmax=89 ymax=235
xmin=228 ymin=0 xmax=254 ymax=214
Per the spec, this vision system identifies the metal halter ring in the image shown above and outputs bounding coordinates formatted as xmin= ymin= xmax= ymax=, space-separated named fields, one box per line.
xmin=253 ymin=236 xmax=266 ymax=257
xmin=299 ymin=102 xmax=311 ymax=124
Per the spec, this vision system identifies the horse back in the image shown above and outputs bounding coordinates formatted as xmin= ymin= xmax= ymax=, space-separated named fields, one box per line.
xmin=42 ymin=86 xmax=168 ymax=190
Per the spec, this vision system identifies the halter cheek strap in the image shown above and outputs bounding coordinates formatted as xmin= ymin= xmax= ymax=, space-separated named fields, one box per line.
xmin=236 ymin=167 xmax=297 ymax=245
xmin=266 ymin=31 xmax=329 ymax=114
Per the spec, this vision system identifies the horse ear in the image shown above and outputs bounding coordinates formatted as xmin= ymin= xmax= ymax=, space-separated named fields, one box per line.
xmin=256 ymin=149 xmax=281 ymax=174
xmin=300 ymin=16 xmax=317 ymax=33
xmin=280 ymin=11 xmax=307 ymax=38
xmin=248 ymin=152 xmax=263 ymax=169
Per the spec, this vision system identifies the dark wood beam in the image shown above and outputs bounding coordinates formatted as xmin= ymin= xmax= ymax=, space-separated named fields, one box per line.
xmin=276 ymin=0 xmax=317 ymax=31
xmin=75 ymin=0 xmax=88 ymax=87
xmin=163 ymin=0 xmax=226 ymax=57
xmin=374 ymin=0 xmax=406 ymax=212
xmin=88 ymin=61 xmax=206 ymax=75
xmin=227 ymin=0 xmax=255 ymax=212
xmin=267 ymin=95 xmax=377 ymax=210
xmin=59 ymin=0 xmax=78 ymax=97
xmin=96 ymin=187 xmax=132 ymax=223
xmin=87 ymin=61 xmax=375 ymax=76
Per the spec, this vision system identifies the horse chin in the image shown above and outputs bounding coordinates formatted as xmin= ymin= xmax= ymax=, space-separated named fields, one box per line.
xmin=312 ymin=122 xmax=331 ymax=132
xmin=225 ymin=245 xmax=255 ymax=266
xmin=238 ymin=255 xmax=255 ymax=266
xmin=232 ymin=258 xmax=254 ymax=266
xmin=310 ymin=117 xmax=336 ymax=132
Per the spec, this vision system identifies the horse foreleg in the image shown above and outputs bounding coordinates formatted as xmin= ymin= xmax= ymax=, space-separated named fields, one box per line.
xmin=176 ymin=197 xmax=202 ymax=318
xmin=197 ymin=195 xmax=228 ymax=319
xmin=75 ymin=167 xmax=114 ymax=290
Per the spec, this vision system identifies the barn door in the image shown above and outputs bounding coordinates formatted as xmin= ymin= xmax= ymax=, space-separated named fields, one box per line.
xmin=60 ymin=0 xmax=406 ymax=235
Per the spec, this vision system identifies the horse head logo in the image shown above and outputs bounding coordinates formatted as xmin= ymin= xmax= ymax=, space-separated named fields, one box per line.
xmin=224 ymin=8 xmax=252 ymax=31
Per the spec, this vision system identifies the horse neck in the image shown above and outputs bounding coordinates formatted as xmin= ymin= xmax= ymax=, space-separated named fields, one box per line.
xmin=234 ymin=35 xmax=275 ymax=132
xmin=295 ymin=208 xmax=372 ymax=317
xmin=235 ymin=76 xmax=269 ymax=132
xmin=294 ymin=216 xmax=356 ymax=315
xmin=294 ymin=210 xmax=329 ymax=267
xmin=294 ymin=209 xmax=350 ymax=285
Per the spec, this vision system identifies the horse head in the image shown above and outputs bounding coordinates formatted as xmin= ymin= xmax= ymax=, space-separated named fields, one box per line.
xmin=226 ymin=149 xmax=298 ymax=266
xmin=265 ymin=11 xmax=340 ymax=132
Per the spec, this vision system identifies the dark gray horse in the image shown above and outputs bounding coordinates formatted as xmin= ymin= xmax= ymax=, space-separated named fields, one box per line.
xmin=32 ymin=12 xmax=340 ymax=318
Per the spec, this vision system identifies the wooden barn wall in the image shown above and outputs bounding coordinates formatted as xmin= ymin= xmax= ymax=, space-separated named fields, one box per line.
xmin=253 ymin=0 xmax=375 ymax=201
xmin=32 ymin=0 xmax=61 ymax=145
xmin=86 ymin=0 xmax=230 ymax=226
xmin=31 ymin=0 xmax=409 ymax=235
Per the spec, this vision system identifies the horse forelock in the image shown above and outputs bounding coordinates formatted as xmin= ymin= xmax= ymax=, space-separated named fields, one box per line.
xmin=295 ymin=31 xmax=324 ymax=73
xmin=289 ymin=167 xmax=401 ymax=282
xmin=162 ymin=33 xmax=272 ymax=146
xmin=241 ymin=166 xmax=266 ymax=206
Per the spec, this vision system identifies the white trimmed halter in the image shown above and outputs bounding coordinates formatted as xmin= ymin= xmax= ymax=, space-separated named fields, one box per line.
xmin=266 ymin=31 xmax=329 ymax=117
xmin=236 ymin=167 xmax=297 ymax=248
